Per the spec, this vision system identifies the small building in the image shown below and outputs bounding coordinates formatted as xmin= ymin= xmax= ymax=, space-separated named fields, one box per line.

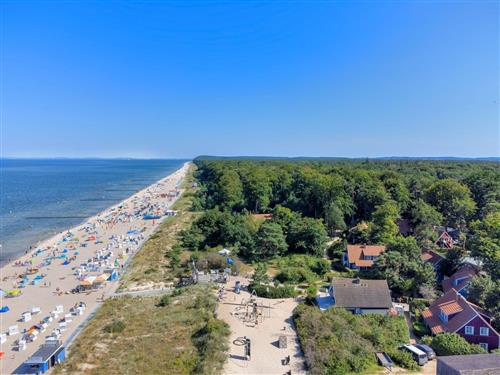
xmin=421 ymin=249 xmax=445 ymax=271
xmin=342 ymin=244 xmax=385 ymax=270
xmin=435 ymin=226 xmax=460 ymax=249
xmin=23 ymin=341 xmax=65 ymax=373
xmin=251 ymin=213 xmax=273 ymax=220
xmin=421 ymin=248 xmax=445 ymax=279
xmin=328 ymin=278 xmax=393 ymax=314
xmin=436 ymin=354 xmax=500 ymax=375
xmin=442 ymin=263 xmax=480 ymax=297
xmin=422 ymin=289 xmax=499 ymax=351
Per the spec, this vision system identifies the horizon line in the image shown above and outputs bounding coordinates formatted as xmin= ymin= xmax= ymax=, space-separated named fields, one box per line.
xmin=1 ymin=155 xmax=499 ymax=161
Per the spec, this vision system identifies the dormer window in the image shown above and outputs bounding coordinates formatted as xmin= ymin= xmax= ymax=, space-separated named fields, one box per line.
xmin=439 ymin=309 xmax=448 ymax=322
xmin=454 ymin=276 xmax=468 ymax=286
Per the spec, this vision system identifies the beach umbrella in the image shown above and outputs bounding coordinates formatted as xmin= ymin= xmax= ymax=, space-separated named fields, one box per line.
xmin=0 ymin=306 xmax=9 ymax=313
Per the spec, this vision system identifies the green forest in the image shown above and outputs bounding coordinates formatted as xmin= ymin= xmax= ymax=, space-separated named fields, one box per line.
xmin=180 ymin=158 xmax=499 ymax=330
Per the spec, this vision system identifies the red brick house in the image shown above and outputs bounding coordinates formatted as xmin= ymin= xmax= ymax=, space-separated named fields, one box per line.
xmin=422 ymin=289 xmax=500 ymax=351
xmin=342 ymin=244 xmax=385 ymax=270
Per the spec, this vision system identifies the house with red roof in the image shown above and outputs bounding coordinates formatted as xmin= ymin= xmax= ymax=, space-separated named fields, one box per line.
xmin=435 ymin=226 xmax=461 ymax=249
xmin=342 ymin=244 xmax=385 ymax=270
xmin=442 ymin=263 xmax=480 ymax=297
xmin=422 ymin=289 xmax=499 ymax=351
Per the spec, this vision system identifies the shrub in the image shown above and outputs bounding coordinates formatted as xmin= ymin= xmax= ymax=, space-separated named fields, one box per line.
xmin=386 ymin=348 xmax=420 ymax=371
xmin=293 ymin=305 xmax=410 ymax=374
xmin=275 ymin=255 xmax=331 ymax=284
xmin=157 ymin=294 xmax=171 ymax=307
xmin=192 ymin=317 xmax=230 ymax=374
xmin=412 ymin=319 xmax=430 ymax=338
xmin=429 ymin=333 xmax=487 ymax=356
xmin=103 ymin=319 xmax=125 ymax=334
xmin=248 ymin=283 xmax=297 ymax=298
xmin=275 ymin=266 xmax=316 ymax=284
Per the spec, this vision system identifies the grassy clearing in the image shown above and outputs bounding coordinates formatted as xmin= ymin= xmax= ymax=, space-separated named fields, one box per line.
xmin=54 ymin=286 xmax=229 ymax=375
xmin=118 ymin=164 xmax=201 ymax=291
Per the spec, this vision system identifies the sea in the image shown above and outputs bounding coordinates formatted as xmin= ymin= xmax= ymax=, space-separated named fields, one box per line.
xmin=0 ymin=158 xmax=187 ymax=263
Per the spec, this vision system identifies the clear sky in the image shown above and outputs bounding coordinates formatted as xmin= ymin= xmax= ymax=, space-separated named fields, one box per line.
xmin=1 ymin=0 xmax=498 ymax=158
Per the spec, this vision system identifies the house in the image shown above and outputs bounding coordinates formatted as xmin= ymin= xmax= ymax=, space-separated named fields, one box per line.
xmin=22 ymin=341 xmax=65 ymax=373
xmin=342 ymin=244 xmax=385 ymax=270
xmin=421 ymin=248 xmax=446 ymax=281
xmin=328 ymin=277 xmax=393 ymax=314
xmin=422 ymin=289 xmax=500 ymax=351
xmin=437 ymin=354 xmax=500 ymax=375
xmin=442 ymin=263 xmax=480 ymax=297
xmin=252 ymin=213 xmax=273 ymax=220
xmin=435 ymin=226 xmax=461 ymax=249
xmin=421 ymin=249 xmax=445 ymax=272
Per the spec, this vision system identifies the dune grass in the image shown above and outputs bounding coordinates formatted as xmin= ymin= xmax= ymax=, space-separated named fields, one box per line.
xmin=54 ymin=286 xmax=229 ymax=375
xmin=118 ymin=164 xmax=201 ymax=291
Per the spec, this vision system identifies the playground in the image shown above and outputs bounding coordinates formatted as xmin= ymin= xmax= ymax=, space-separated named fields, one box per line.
xmin=217 ymin=276 xmax=305 ymax=374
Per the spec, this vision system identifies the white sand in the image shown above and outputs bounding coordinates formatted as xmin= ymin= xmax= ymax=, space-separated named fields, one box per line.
xmin=0 ymin=162 xmax=190 ymax=374
xmin=218 ymin=276 xmax=306 ymax=375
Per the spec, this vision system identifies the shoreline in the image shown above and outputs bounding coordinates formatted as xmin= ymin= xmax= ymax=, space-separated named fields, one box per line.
xmin=0 ymin=162 xmax=191 ymax=374
xmin=0 ymin=162 xmax=189 ymax=268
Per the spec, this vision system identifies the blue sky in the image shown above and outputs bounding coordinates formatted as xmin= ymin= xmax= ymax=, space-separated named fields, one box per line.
xmin=2 ymin=0 xmax=498 ymax=158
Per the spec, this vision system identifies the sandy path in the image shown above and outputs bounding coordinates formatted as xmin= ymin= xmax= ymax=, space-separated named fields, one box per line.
xmin=0 ymin=162 xmax=190 ymax=374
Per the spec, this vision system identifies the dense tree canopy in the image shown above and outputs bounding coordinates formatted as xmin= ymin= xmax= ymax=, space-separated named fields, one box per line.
xmin=187 ymin=158 xmax=498 ymax=299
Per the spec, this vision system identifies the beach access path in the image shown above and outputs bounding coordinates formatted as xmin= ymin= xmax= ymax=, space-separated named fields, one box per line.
xmin=0 ymin=162 xmax=190 ymax=375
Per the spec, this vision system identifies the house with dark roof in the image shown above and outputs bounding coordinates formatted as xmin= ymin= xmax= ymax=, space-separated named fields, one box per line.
xmin=328 ymin=277 xmax=393 ymax=315
xmin=442 ymin=263 xmax=480 ymax=297
xmin=437 ymin=354 xmax=500 ymax=375
xmin=21 ymin=341 xmax=65 ymax=373
xmin=422 ymin=289 xmax=499 ymax=351
xmin=421 ymin=248 xmax=445 ymax=281
xmin=421 ymin=249 xmax=445 ymax=272
xmin=342 ymin=244 xmax=386 ymax=270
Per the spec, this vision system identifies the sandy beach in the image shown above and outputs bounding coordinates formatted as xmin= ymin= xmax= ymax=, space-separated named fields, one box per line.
xmin=0 ymin=162 xmax=190 ymax=374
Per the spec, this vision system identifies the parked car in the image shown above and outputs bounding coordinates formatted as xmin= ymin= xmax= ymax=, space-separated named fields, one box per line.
xmin=401 ymin=344 xmax=428 ymax=366
xmin=415 ymin=344 xmax=436 ymax=360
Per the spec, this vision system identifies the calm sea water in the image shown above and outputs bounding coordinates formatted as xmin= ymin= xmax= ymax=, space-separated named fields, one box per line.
xmin=0 ymin=159 xmax=187 ymax=262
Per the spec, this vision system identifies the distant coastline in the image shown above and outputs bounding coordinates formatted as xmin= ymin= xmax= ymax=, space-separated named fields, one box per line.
xmin=195 ymin=155 xmax=500 ymax=162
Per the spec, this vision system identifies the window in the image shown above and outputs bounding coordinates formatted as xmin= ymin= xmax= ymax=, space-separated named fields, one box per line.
xmin=480 ymin=327 xmax=489 ymax=336
xmin=479 ymin=343 xmax=488 ymax=351
xmin=464 ymin=326 xmax=474 ymax=335
xmin=439 ymin=310 xmax=448 ymax=323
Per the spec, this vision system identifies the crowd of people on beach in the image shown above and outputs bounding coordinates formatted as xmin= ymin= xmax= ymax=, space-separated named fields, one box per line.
xmin=0 ymin=164 xmax=188 ymax=372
